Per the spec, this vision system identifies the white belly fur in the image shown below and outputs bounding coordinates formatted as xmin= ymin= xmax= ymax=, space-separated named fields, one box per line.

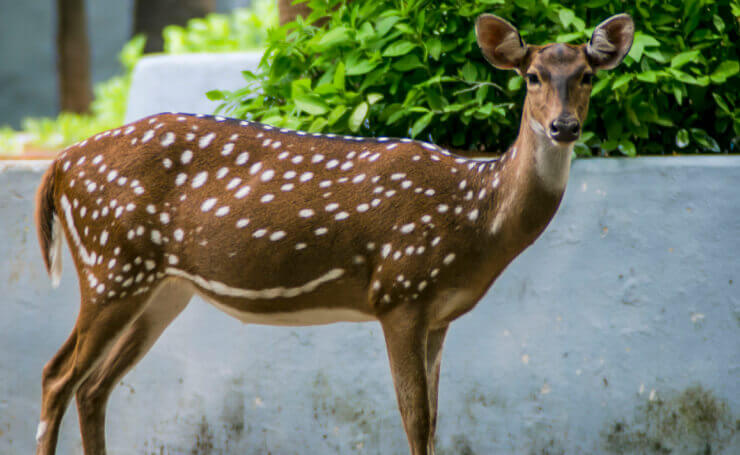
xmin=199 ymin=291 xmax=377 ymax=326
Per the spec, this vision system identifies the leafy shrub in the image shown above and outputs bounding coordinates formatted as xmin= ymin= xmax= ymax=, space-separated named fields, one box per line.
xmin=163 ymin=0 xmax=276 ymax=53
xmin=213 ymin=0 xmax=739 ymax=156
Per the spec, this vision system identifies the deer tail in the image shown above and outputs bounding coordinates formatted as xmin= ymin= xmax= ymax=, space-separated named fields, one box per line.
xmin=35 ymin=161 xmax=63 ymax=287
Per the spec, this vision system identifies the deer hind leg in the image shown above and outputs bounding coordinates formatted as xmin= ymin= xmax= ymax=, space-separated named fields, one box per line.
xmin=425 ymin=325 xmax=448 ymax=455
xmin=75 ymin=280 xmax=192 ymax=455
xmin=36 ymin=288 xmax=161 ymax=455
xmin=380 ymin=305 xmax=432 ymax=455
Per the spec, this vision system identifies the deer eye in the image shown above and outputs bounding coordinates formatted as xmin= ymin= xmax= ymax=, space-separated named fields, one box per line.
xmin=582 ymin=73 xmax=594 ymax=85
xmin=526 ymin=73 xmax=540 ymax=86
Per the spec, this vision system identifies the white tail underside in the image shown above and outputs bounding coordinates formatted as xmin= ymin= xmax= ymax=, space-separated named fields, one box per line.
xmin=49 ymin=216 xmax=63 ymax=288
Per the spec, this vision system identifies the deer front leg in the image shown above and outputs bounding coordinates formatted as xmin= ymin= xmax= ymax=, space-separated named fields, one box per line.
xmin=75 ymin=282 xmax=191 ymax=454
xmin=426 ymin=325 xmax=448 ymax=454
xmin=380 ymin=305 xmax=432 ymax=455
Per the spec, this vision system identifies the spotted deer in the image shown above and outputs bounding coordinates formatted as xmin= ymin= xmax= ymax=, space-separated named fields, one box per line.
xmin=34 ymin=13 xmax=634 ymax=455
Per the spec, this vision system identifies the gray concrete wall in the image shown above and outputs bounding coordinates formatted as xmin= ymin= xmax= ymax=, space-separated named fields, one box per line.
xmin=1 ymin=157 xmax=738 ymax=454
xmin=124 ymin=52 xmax=263 ymax=122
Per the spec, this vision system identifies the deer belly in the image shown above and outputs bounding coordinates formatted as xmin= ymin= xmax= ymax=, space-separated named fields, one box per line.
xmin=201 ymin=294 xmax=376 ymax=326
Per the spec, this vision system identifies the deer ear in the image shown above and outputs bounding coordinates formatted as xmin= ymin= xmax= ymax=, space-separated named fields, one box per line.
xmin=586 ymin=14 xmax=635 ymax=70
xmin=476 ymin=14 xmax=528 ymax=70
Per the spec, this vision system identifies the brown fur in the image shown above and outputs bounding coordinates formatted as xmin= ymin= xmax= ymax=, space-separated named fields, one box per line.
xmin=35 ymin=161 xmax=57 ymax=274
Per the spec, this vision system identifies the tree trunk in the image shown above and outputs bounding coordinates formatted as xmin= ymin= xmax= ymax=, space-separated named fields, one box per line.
xmin=278 ymin=0 xmax=313 ymax=26
xmin=56 ymin=0 xmax=92 ymax=113
xmin=133 ymin=0 xmax=216 ymax=53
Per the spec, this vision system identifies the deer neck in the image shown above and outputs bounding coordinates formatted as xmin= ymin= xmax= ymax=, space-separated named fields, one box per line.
xmin=479 ymin=105 xmax=573 ymax=254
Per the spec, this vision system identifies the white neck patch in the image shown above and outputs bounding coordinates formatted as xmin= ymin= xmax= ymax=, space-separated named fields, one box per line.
xmin=528 ymin=118 xmax=573 ymax=193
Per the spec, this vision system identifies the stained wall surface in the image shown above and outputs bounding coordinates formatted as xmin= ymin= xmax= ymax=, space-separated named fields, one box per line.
xmin=1 ymin=157 xmax=738 ymax=454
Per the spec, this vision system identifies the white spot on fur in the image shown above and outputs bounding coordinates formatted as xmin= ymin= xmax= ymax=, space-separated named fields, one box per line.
xmin=201 ymin=198 xmax=217 ymax=212
xmin=400 ymin=223 xmax=415 ymax=234
xmin=191 ymin=171 xmax=208 ymax=188
xmin=236 ymin=152 xmax=249 ymax=165
xmin=235 ymin=186 xmax=251 ymax=199
xmin=270 ymin=231 xmax=286 ymax=241
xmin=161 ymin=132 xmax=176 ymax=147
xmin=199 ymin=132 xmax=216 ymax=148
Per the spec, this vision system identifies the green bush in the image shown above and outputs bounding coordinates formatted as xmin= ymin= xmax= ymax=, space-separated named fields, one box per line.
xmin=163 ymin=0 xmax=276 ymax=53
xmin=213 ymin=0 xmax=739 ymax=156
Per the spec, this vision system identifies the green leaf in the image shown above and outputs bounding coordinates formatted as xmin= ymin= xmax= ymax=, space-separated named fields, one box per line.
xmin=675 ymin=129 xmax=689 ymax=148
xmin=461 ymin=61 xmax=477 ymax=82
xmin=475 ymin=85 xmax=489 ymax=104
xmin=294 ymin=94 xmax=329 ymax=115
xmin=636 ymin=71 xmax=659 ymax=83
xmin=393 ymin=54 xmax=423 ymax=71
xmin=357 ymin=22 xmax=375 ymax=43
xmin=382 ymin=41 xmax=417 ymax=57
xmin=670 ymin=50 xmax=700 ymax=69
xmin=618 ymin=139 xmax=636 ymax=157
xmin=411 ymin=112 xmax=433 ymax=137
xmin=710 ymin=61 xmax=739 ymax=84
xmin=556 ymin=32 xmax=584 ymax=43
xmin=712 ymin=93 xmax=730 ymax=114
xmin=333 ymin=61 xmax=345 ymax=91
xmin=386 ymin=108 xmax=407 ymax=125
xmin=477 ymin=102 xmax=494 ymax=116
xmin=290 ymin=78 xmax=311 ymax=98
xmin=629 ymin=32 xmax=660 ymax=62
xmin=442 ymin=103 xmax=466 ymax=113
xmin=612 ymin=73 xmax=633 ymax=89
xmin=591 ymin=74 xmax=611 ymax=96
xmin=314 ymin=26 xmax=351 ymax=51
xmin=327 ymin=105 xmax=347 ymax=126
xmin=367 ymin=93 xmax=384 ymax=105
xmin=376 ymin=16 xmax=401 ymax=37
xmin=313 ymin=83 xmax=336 ymax=95
xmin=206 ymin=90 xmax=225 ymax=101
xmin=690 ymin=128 xmax=720 ymax=152
xmin=345 ymin=54 xmax=380 ymax=75
xmin=507 ymin=75 xmax=523 ymax=92
xmin=558 ymin=9 xmax=575 ymax=29
xmin=427 ymin=38 xmax=442 ymax=60
xmin=712 ymin=14 xmax=725 ymax=33
xmin=308 ymin=117 xmax=328 ymax=133
xmin=349 ymin=102 xmax=368 ymax=132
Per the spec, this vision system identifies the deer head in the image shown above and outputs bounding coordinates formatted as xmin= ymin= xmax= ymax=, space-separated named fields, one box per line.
xmin=476 ymin=14 xmax=634 ymax=145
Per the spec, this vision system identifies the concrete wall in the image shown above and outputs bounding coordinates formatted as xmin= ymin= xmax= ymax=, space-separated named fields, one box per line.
xmin=124 ymin=52 xmax=263 ymax=122
xmin=1 ymin=157 xmax=738 ymax=454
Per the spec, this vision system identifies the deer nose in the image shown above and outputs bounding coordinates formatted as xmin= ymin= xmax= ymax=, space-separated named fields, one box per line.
xmin=549 ymin=117 xmax=580 ymax=143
